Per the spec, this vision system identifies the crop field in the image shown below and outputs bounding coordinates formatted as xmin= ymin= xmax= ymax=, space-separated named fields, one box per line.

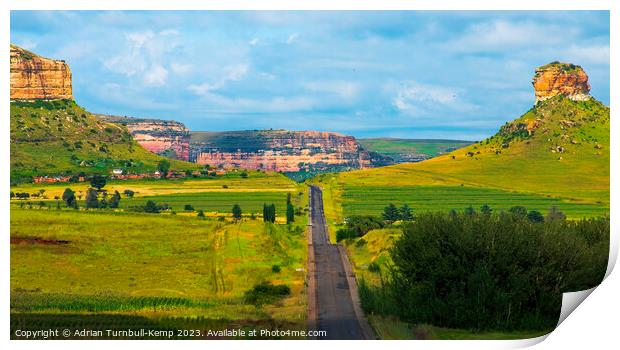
xmin=341 ymin=185 xmax=609 ymax=219
xmin=10 ymin=205 xmax=308 ymax=339
xmin=11 ymin=171 xmax=297 ymax=199
xmin=118 ymin=191 xmax=295 ymax=214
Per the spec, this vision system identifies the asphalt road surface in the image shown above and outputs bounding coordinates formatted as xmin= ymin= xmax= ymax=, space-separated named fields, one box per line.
xmin=309 ymin=185 xmax=366 ymax=340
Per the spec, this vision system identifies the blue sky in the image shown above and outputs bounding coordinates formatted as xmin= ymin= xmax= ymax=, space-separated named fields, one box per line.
xmin=11 ymin=11 xmax=609 ymax=140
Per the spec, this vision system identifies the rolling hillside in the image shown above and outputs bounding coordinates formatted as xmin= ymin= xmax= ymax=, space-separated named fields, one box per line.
xmin=313 ymin=95 xmax=609 ymax=221
xmin=358 ymin=138 xmax=473 ymax=163
xmin=10 ymin=100 xmax=198 ymax=183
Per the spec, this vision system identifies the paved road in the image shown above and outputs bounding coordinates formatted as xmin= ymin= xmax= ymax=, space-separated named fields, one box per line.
xmin=308 ymin=185 xmax=368 ymax=340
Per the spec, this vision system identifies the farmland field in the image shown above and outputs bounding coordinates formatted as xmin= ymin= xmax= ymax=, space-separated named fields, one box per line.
xmin=11 ymin=171 xmax=297 ymax=199
xmin=342 ymin=185 xmax=609 ymax=219
xmin=10 ymin=208 xmax=308 ymax=339
xmin=10 ymin=171 xmax=309 ymax=339
xmin=118 ymin=191 xmax=294 ymax=214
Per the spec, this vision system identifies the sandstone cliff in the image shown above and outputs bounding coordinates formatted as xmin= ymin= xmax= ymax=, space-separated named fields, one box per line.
xmin=97 ymin=115 xmax=190 ymax=161
xmin=190 ymin=130 xmax=392 ymax=172
xmin=532 ymin=62 xmax=590 ymax=104
xmin=10 ymin=44 xmax=73 ymax=100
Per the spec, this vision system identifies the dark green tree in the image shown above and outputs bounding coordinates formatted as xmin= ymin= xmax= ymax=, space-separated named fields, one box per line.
xmin=109 ymin=191 xmax=121 ymax=208
xmin=90 ymin=174 xmax=107 ymax=190
xmin=85 ymin=188 xmax=99 ymax=209
xmin=61 ymin=188 xmax=76 ymax=207
xmin=382 ymin=203 xmax=401 ymax=223
xmin=158 ymin=159 xmax=171 ymax=177
xmin=527 ymin=210 xmax=545 ymax=223
xmin=232 ymin=204 xmax=243 ymax=220
xmin=286 ymin=203 xmax=295 ymax=224
xmin=399 ymin=204 xmax=414 ymax=221
xmin=197 ymin=209 xmax=205 ymax=218
xmin=184 ymin=204 xmax=195 ymax=211
xmin=263 ymin=203 xmax=276 ymax=223
xmin=464 ymin=205 xmax=476 ymax=216
xmin=144 ymin=200 xmax=160 ymax=213
xmin=480 ymin=204 xmax=492 ymax=216
xmin=509 ymin=206 xmax=528 ymax=219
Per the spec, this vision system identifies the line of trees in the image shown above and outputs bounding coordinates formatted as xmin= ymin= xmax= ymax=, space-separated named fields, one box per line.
xmin=358 ymin=209 xmax=609 ymax=331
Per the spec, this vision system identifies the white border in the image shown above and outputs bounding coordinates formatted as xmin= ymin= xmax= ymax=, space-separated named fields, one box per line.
xmin=2 ymin=1 xmax=617 ymax=350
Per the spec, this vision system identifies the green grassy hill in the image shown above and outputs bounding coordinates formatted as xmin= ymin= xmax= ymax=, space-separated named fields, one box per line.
xmin=313 ymin=96 xmax=609 ymax=222
xmin=358 ymin=138 xmax=473 ymax=162
xmin=10 ymin=100 xmax=198 ymax=183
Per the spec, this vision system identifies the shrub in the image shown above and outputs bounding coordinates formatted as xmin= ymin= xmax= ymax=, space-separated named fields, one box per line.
xmin=271 ymin=265 xmax=281 ymax=273
xmin=244 ymin=282 xmax=290 ymax=306
xmin=184 ymin=204 xmax=195 ymax=211
xmin=367 ymin=262 xmax=381 ymax=273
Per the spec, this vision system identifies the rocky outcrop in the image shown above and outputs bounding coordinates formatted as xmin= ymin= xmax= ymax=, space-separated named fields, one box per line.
xmin=98 ymin=115 xmax=190 ymax=161
xmin=532 ymin=62 xmax=590 ymax=104
xmin=10 ymin=44 xmax=73 ymax=100
xmin=190 ymin=130 xmax=392 ymax=172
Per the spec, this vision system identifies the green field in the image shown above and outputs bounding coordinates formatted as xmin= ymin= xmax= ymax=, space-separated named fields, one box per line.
xmin=358 ymin=138 xmax=473 ymax=162
xmin=11 ymin=207 xmax=308 ymax=339
xmin=342 ymin=185 xmax=608 ymax=219
xmin=10 ymin=171 xmax=309 ymax=339
xmin=118 ymin=191 xmax=296 ymax=214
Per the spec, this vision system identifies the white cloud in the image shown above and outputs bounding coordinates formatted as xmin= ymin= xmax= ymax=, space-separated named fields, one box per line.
xmin=18 ymin=39 xmax=37 ymax=50
xmin=126 ymin=31 xmax=155 ymax=49
xmin=104 ymin=30 xmax=181 ymax=86
xmin=170 ymin=62 xmax=193 ymax=75
xmin=447 ymin=20 xmax=578 ymax=53
xmin=192 ymin=93 xmax=316 ymax=114
xmin=286 ymin=33 xmax=299 ymax=44
xmin=144 ymin=64 xmax=168 ymax=86
xmin=393 ymin=82 xmax=458 ymax=112
xmin=159 ymin=29 xmax=179 ymax=36
xmin=249 ymin=37 xmax=259 ymax=46
xmin=303 ymin=80 xmax=361 ymax=99
xmin=561 ymin=44 xmax=610 ymax=65
xmin=188 ymin=63 xmax=249 ymax=95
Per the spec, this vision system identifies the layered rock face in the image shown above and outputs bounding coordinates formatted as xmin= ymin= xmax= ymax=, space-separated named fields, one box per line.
xmin=10 ymin=44 xmax=73 ymax=100
xmin=532 ymin=62 xmax=590 ymax=104
xmin=190 ymin=130 xmax=391 ymax=172
xmin=98 ymin=115 xmax=190 ymax=161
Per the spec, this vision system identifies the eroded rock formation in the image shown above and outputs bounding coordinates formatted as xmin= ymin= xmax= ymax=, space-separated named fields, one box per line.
xmin=10 ymin=44 xmax=73 ymax=100
xmin=98 ymin=115 xmax=190 ymax=161
xmin=190 ymin=130 xmax=391 ymax=172
xmin=532 ymin=62 xmax=590 ymax=104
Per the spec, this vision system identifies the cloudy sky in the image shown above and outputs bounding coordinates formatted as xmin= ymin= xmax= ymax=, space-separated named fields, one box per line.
xmin=11 ymin=11 xmax=609 ymax=140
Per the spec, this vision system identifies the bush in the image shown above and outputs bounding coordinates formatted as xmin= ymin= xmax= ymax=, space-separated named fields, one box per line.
xmin=374 ymin=212 xmax=609 ymax=331
xmin=336 ymin=228 xmax=358 ymax=242
xmin=367 ymin=261 xmax=381 ymax=273
xmin=271 ymin=265 xmax=281 ymax=273
xmin=244 ymin=282 xmax=290 ymax=306
xmin=184 ymin=204 xmax=195 ymax=211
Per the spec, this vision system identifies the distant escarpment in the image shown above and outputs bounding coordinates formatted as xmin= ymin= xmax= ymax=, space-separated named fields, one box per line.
xmin=190 ymin=130 xmax=392 ymax=174
xmin=10 ymin=44 xmax=73 ymax=100
xmin=97 ymin=115 xmax=191 ymax=161
xmin=533 ymin=62 xmax=591 ymax=104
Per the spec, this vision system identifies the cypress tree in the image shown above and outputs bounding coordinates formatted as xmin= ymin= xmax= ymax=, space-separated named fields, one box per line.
xmin=286 ymin=203 xmax=295 ymax=224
